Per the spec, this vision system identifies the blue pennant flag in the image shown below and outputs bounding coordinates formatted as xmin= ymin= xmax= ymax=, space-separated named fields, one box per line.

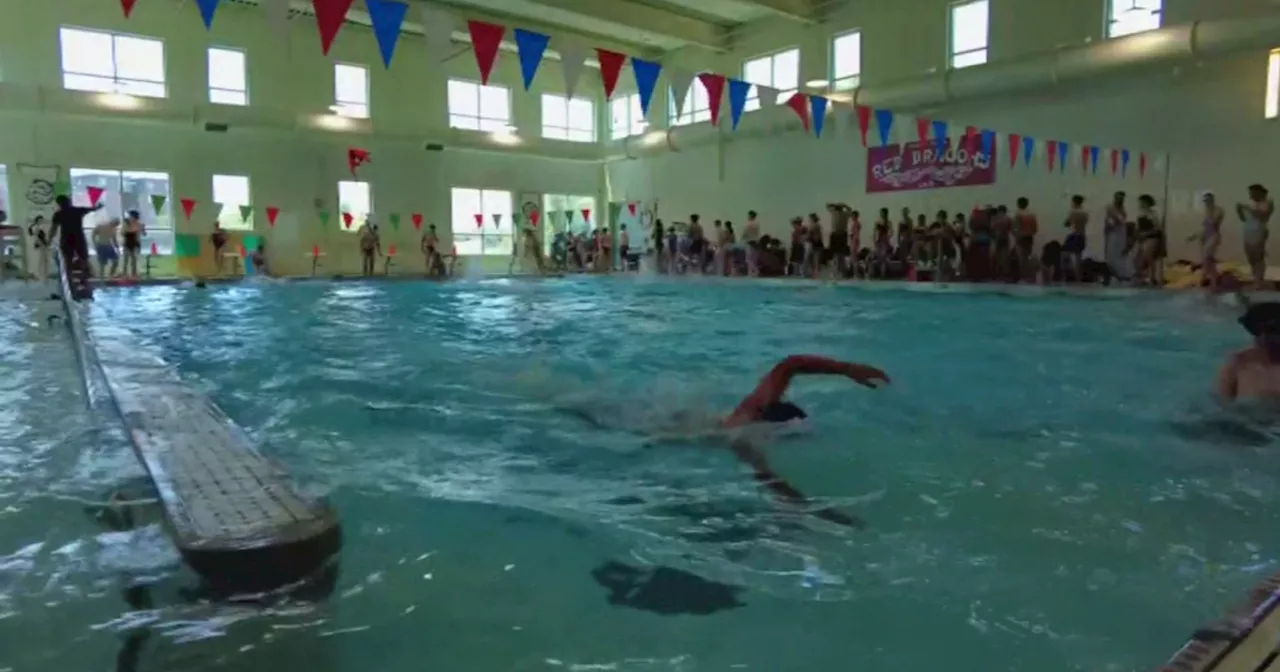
xmin=1057 ymin=141 xmax=1069 ymax=172
xmin=980 ymin=129 xmax=995 ymax=158
xmin=874 ymin=109 xmax=894 ymax=146
xmin=1121 ymin=148 xmax=1131 ymax=176
xmin=513 ymin=28 xmax=550 ymax=91
xmin=632 ymin=57 xmax=662 ymax=116
xmin=931 ymin=120 xmax=948 ymax=156
xmin=810 ymin=95 xmax=828 ymax=137
xmin=1089 ymin=145 xmax=1100 ymax=174
xmin=727 ymin=79 xmax=750 ymax=130
xmin=366 ymin=0 xmax=408 ymax=69
xmin=1023 ymin=136 xmax=1036 ymax=166
xmin=195 ymin=0 xmax=221 ymax=29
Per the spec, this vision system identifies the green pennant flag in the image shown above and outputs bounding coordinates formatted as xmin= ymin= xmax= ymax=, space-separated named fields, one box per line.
xmin=318 ymin=210 xmax=331 ymax=226
xmin=213 ymin=202 xmax=227 ymax=220
xmin=389 ymin=213 xmax=401 ymax=230
xmin=150 ymin=194 xmax=167 ymax=214
xmin=239 ymin=205 xmax=253 ymax=223
xmin=547 ymin=211 xmax=561 ymax=229
xmin=608 ymin=201 xmax=623 ymax=224
xmin=513 ymin=213 xmax=524 ymax=228
xmin=174 ymin=233 xmax=202 ymax=259
xmin=563 ymin=210 xmax=574 ymax=224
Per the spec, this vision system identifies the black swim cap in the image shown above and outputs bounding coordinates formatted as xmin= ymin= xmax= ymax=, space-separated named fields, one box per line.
xmin=1240 ymin=302 xmax=1280 ymax=336
xmin=761 ymin=401 xmax=807 ymax=423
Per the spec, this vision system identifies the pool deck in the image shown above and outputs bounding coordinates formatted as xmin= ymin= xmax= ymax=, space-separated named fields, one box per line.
xmin=1161 ymin=571 xmax=1280 ymax=671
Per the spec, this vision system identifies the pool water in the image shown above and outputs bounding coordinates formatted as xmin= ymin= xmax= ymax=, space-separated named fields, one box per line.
xmin=3 ymin=277 xmax=1279 ymax=672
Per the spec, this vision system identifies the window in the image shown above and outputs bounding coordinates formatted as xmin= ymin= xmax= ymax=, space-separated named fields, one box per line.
xmin=59 ymin=27 xmax=166 ymax=98
xmin=69 ymin=168 xmax=173 ymax=253
xmin=669 ymin=83 xmax=711 ymax=126
xmin=542 ymin=194 xmax=596 ymax=254
xmin=338 ymin=181 xmax=371 ymax=233
xmin=451 ymin=188 xmax=512 ymax=256
xmin=742 ymin=48 xmax=799 ymax=112
xmin=610 ymin=94 xmax=646 ymax=139
xmin=541 ymin=94 xmax=595 ymax=142
xmin=831 ymin=31 xmax=862 ymax=91
xmin=208 ymin=47 xmax=247 ymax=105
xmin=1107 ymin=0 xmax=1162 ymax=38
xmin=447 ymin=79 xmax=511 ymax=132
xmin=334 ymin=63 xmax=369 ymax=118
xmin=1268 ymin=49 xmax=1280 ymax=120
xmin=212 ymin=174 xmax=252 ymax=231
xmin=949 ymin=0 xmax=989 ymax=68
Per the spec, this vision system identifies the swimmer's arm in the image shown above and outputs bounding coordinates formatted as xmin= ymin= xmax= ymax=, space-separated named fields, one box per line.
xmin=1217 ymin=355 xmax=1240 ymax=401
xmin=731 ymin=355 xmax=889 ymax=418
xmin=730 ymin=439 xmax=862 ymax=528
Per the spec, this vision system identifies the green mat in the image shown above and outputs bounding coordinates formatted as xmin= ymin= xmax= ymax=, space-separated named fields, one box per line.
xmin=174 ymin=233 xmax=201 ymax=258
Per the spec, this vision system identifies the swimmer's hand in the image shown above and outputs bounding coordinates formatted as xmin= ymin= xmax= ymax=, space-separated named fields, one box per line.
xmin=814 ymin=507 xmax=865 ymax=529
xmin=850 ymin=365 xmax=890 ymax=389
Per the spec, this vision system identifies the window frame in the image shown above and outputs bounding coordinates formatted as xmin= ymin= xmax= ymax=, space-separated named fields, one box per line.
xmin=1105 ymin=0 xmax=1163 ymax=39
xmin=59 ymin=26 xmax=167 ymax=98
xmin=668 ymin=83 xmax=712 ymax=126
xmin=610 ymin=93 xmax=647 ymax=139
xmin=333 ymin=62 xmax=370 ymax=118
xmin=741 ymin=47 xmax=800 ymax=112
xmin=830 ymin=30 xmax=862 ymax=92
xmin=450 ymin=187 xmax=513 ymax=256
xmin=447 ymin=79 xmax=513 ymax=132
xmin=948 ymin=0 xmax=990 ymax=69
xmin=337 ymin=180 xmax=372 ymax=233
xmin=207 ymin=46 xmax=248 ymax=106
xmin=212 ymin=173 xmax=253 ymax=231
xmin=540 ymin=93 xmax=596 ymax=143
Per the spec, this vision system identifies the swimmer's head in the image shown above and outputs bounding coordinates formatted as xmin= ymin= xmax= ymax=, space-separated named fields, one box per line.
xmin=761 ymin=401 xmax=807 ymax=424
xmin=1240 ymin=303 xmax=1280 ymax=359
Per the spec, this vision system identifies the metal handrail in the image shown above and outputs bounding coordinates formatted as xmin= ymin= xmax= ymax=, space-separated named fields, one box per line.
xmin=52 ymin=249 xmax=97 ymax=406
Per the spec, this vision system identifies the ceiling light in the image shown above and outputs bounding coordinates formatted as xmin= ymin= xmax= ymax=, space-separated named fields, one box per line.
xmin=805 ymin=79 xmax=829 ymax=89
xmin=94 ymin=92 xmax=143 ymax=110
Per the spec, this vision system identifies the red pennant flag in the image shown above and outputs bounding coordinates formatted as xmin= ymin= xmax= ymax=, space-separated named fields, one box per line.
xmin=342 ymin=212 xmax=354 ymax=229
xmin=1046 ymin=141 xmax=1058 ymax=172
xmin=388 ymin=243 xmax=397 ymax=256
xmin=964 ymin=126 xmax=978 ymax=154
xmin=312 ymin=244 xmax=320 ymax=258
xmin=149 ymin=241 xmax=157 ymax=255
xmin=784 ymin=93 xmax=810 ymax=132
xmin=698 ymin=73 xmax=726 ymax=127
xmin=627 ymin=202 xmax=636 ymax=216
xmin=239 ymin=244 xmax=247 ymax=258
xmin=411 ymin=213 xmax=423 ymax=230
xmin=467 ymin=20 xmax=505 ymax=85
xmin=1110 ymin=149 xmax=1119 ymax=175
xmin=312 ymin=0 xmax=356 ymax=55
xmin=855 ymin=105 xmax=871 ymax=147
xmin=347 ymin=147 xmax=370 ymax=177
xmin=1139 ymin=152 xmax=1147 ymax=178
xmin=1081 ymin=146 xmax=1090 ymax=174
xmin=474 ymin=213 xmax=483 ymax=228
xmin=180 ymin=197 xmax=196 ymax=220
xmin=596 ymin=49 xmax=627 ymax=100
xmin=86 ymin=186 xmax=105 ymax=207
xmin=581 ymin=208 xmax=591 ymax=223
xmin=915 ymin=117 xmax=930 ymax=146
xmin=530 ymin=210 xmax=540 ymax=228
xmin=1008 ymin=134 xmax=1021 ymax=169
xmin=266 ymin=206 xmax=280 ymax=227
xmin=120 ymin=0 xmax=137 ymax=17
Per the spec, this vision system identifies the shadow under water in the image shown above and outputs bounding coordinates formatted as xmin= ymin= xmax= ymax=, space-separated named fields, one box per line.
xmin=590 ymin=560 xmax=746 ymax=616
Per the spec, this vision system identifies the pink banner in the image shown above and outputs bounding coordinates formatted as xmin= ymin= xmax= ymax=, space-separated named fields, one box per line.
xmin=866 ymin=138 xmax=997 ymax=193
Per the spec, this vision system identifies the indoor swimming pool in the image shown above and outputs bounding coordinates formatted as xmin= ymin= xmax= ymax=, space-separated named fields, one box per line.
xmin=1 ymin=276 xmax=1277 ymax=672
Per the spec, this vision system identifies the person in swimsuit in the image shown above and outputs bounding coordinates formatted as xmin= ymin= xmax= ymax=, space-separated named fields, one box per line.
xmin=787 ymin=218 xmax=805 ymax=276
xmin=358 ymin=220 xmax=380 ymax=276
xmin=210 ymin=220 xmax=230 ymax=276
xmin=1133 ymin=195 xmax=1163 ymax=285
xmin=49 ymin=195 xmax=105 ymax=292
xmin=618 ymin=224 xmax=630 ymax=272
xmin=1013 ymin=198 xmax=1039 ymax=282
xmin=1189 ymin=193 xmax=1224 ymax=290
xmin=1103 ymin=191 xmax=1130 ymax=282
xmin=826 ymin=203 xmax=851 ymax=279
xmin=422 ymin=223 xmax=440 ymax=275
xmin=872 ymin=209 xmax=892 ymax=278
xmin=120 ymin=209 xmax=145 ymax=279
xmin=666 ymin=225 xmax=679 ymax=273
xmin=1063 ymin=195 xmax=1089 ymax=282
xmin=27 ymin=215 xmax=50 ymax=282
xmin=91 ymin=218 xmax=120 ymax=279
xmin=805 ymin=213 xmax=824 ymax=278
xmin=1239 ymin=184 xmax=1275 ymax=289
xmin=1218 ymin=302 xmax=1280 ymax=401
xmin=250 ymin=240 xmax=268 ymax=275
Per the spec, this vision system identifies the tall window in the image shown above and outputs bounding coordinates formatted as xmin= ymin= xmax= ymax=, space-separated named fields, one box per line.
xmin=542 ymin=193 xmax=596 ymax=254
xmin=59 ymin=27 xmax=166 ymax=98
xmin=669 ymin=83 xmax=711 ymax=126
xmin=447 ymin=80 xmax=511 ymax=132
xmin=742 ymin=48 xmax=799 ymax=112
xmin=541 ymin=94 xmax=595 ymax=142
xmin=338 ymin=181 xmax=371 ymax=233
xmin=1107 ymin=0 xmax=1162 ymax=38
xmin=69 ymin=168 xmax=173 ymax=253
xmin=1267 ymin=49 xmax=1280 ymax=120
xmin=451 ymin=188 xmax=512 ymax=256
xmin=333 ymin=63 xmax=369 ymax=118
xmin=212 ymin=174 xmax=252 ymax=231
xmin=208 ymin=47 xmax=247 ymax=105
xmin=949 ymin=0 xmax=989 ymax=68
xmin=831 ymin=31 xmax=862 ymax=91
xmin=610 ymin=94 xmax=646 ymax=139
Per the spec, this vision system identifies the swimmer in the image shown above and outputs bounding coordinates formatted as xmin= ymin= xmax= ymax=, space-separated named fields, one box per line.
xmin=1217 ymin=302 xmax=1280 ymax=401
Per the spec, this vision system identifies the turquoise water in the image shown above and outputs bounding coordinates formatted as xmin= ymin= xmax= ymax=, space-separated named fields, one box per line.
xmin=3 ymin=277 xmax=1279 ymax=672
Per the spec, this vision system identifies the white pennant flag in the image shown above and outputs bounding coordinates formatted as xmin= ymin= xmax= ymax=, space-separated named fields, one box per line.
xmin=757 ymin=84 xmax=779 ymax=110
xmin=492 ymin=213 xmax=503 ymax=227
xmin=421 ymin=5 xmax=455 ymax=63
xmin=266 ymin=0 xmax=291 ymax=41
xmin=668 ymin=68 xmax=694 ymax=118
xmin=559 ymin=44 xmax=587 ymax=100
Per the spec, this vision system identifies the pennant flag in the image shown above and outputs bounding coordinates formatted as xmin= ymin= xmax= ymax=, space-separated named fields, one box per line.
xmin=342 ymin=212 xmax=354 ymax=229
xmin=596 ymin=49 xmax=627 ymax=100
xmin=239 ymin=205 xmax=253 ymax=222
xmin=421 ymin=5 xmax=454 ymax=63
xmin=388 ymin=243 xmax=396 ymax=256
xmin=149 ymin=241 xmax=158 ymax=256
xmin=1089 ymin=145 xmax=1100 ymax=174
xmin=548 ymin=211 xmax=561 ymax=228
xmin=874 ymin=109 xmax=894 ymax=146
xmin=668 ymin=68 xmax=694 ymax=118
xmin=312 ymin=0 xmax=356 ymax=55
xmin=727 ymin=79 xmax=751 ymax=130
xmin=1047 ymin=141 xmax=1058 ymax=172
xmin=931 ymin=120 xmax=947 ymax=155
xmin=120 ymin=0 xmax=138 ymax=18
xmin=810 ymin=96 xmax=829 ymax=138
xmin=559 ymin=43 xmax=588 ymax=100
xmin=150 ymin=194 xmax=166 ymax=214
xmin=627 ymin=202 xmax=636 ymax=217
xmin=467 ymin=20 xmax=505 ymax=85
xmin=1057 ymin=141 xmax=1068 ymax=172
xmin=1121 ymin=149 xmax=1131 ymax=176
xmin=348 ymin=147 xmax=371 ymax=177
xmin=1139 ymin=152 xmax=1147 ymax=178
xmin=180 ymin=197 xmax=197 ymax=220
xmin=631 ymin=57 xmax=661 ymax=116
xmin=195 ymin=0 xmax=221 ymax=29
xmin=698 ymin=73 xmax=726 ymax=127
xmin=855 ymin=106 xmax=871 ymax=147
xmin=366 ymin=0 xmax=408 ymax=69
xmin=757 ymin=85 xmax=778 ymax=109
xmin=474 ymin=213 xmax=483 ymax=228
xmin=267 ymin=0 xmax=290 ymax=41
xmin=581 ymin=208 xmax=591 ymax=223
xmin=239 ymin=243 xmax=247 ymax=258
xmin=530 ymin=210 xmax=540 ymax=228
xmin=563 ymin=210 xmax=573 ymax=224
xmin=915 ymin=117 xmax=930 ymax=146
xmin=214 ymin=202 xmax=227 ymax=220
xmin=86 ymin=186 xmax=105 ymax=207
xmin=1111 ymin=149 xmax=1120 ymax=175
xmin=412 ymin=213 xmax=423 ymax=229
xmin=266 ymin=206 xmax=280 ymax=227
xmin=389 ymin=213 xmax=401 ymax=230
xmin=318 ymin=210 xmax=330 ymax=226
xmin=1022 ymin=137 xmax=1036 ymax=167
xmin=1008 ymin=134 xmax=1021 ymax=168
xmin=513 ymin=28 xmax=549 ymax=90
xmin=785 ymin=93 xmax=810 ymax=132
xmin=1081 ymin=146 xmax=1090 ymax=174
xmin=492 ymin=213 xmax=503 ymax=228
xmin=312 ymin=244 xmax=321 ymax=258
xmin=980 ymin=129 xmax=995 ymax=158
